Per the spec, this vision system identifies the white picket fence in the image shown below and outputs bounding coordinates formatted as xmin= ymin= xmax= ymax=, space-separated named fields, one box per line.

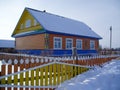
xmin=0 ymin=53 xmax=119 ymax=90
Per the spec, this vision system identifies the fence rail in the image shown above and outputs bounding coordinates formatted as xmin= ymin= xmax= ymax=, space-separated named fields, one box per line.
xmin=0 ymin=53 xmax=119 ymax=90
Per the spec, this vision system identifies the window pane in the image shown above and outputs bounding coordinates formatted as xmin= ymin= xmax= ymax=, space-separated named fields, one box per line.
xmin=66 ymin=38 xmax=73 ymax=49
xmin=58 ymin=42 xmax=61 ymax=48
xmin=25 ymin=19 xmax=31 ymax=28
xmin=76 ymin=39 xmax=82 ymax=49
xmin=55 ymin=42 xmax=57 ymax=48
xmin=34 ymin=19 xmax=37 ymax=26
xmin=90 ymin=40 xmax=95 ymax=50
xmin=20 ymin=24 xmax=24 ymax=29
xmin=54 ymin=37 xmax=62 ymax=49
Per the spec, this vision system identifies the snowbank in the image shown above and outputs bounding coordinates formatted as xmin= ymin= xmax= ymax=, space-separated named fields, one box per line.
xmin=57 ymin=59 xmax=120 ymax=90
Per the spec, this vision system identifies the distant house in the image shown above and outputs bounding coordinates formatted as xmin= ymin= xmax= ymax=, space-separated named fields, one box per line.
xmin=11 ymin=7 xmax=102 ymax=56
xmin=0 ymin=39 xmax=15 ymax=53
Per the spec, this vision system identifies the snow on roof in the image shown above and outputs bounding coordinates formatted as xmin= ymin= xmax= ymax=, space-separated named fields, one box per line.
xmin=0 ymin=40 xmax=15 ymax=48
xmin=26 ymin=8 xmax=102 ymax=39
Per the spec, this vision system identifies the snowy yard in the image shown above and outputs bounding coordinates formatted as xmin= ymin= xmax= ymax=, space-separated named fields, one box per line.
xmin=57 ymin=58 xmax=120 ymax=90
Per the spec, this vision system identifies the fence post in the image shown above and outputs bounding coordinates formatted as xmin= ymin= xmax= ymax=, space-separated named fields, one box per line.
xmin=7 ymin=59 xmax=13 ymax=90
xmin=53 ymin=63 xmax=57 ymax=85
xmin=30 ymin=58 xmax=35 ymax=87
xmin=25 ymin=58 xmax=30 ymax=90
xmin=57 ymin=64 xmax=60 ymax=85
xmin=49 ymin=64 xmax=52 ymax=86
xmin=36 ymin=58 xmax=40 ymax=66
xmin=20 ymin=59 xmax=24 ymax=90
xmin=40 ymin=66 xmax=44 ymax=87
xmin=0 ymin=71 xmax=1 ymax=84
xmin=1 ymin=60 xmax=6 ymax=90
xmin=35 ymin=58 xmax=40 ymax=88
xmin=0 ymin=71 xmax=1 ymax=88
xmin=13 ymin=59 xmax=18 ymax=90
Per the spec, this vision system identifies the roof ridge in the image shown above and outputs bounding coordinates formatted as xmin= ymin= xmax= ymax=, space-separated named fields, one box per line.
xmin=25 ymin=7 xmax=44 ymax=13
xmin=25 ymin=7 xmax=87 ymax=26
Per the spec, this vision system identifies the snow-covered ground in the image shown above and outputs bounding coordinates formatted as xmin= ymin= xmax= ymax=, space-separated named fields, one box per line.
xmin=57 ymin=58 xmax=120 ymax=90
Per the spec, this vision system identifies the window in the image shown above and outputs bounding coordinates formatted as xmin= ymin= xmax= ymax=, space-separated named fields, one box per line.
xmin=54 ymin=37 xmax=62 ymax=49
xmin=76 ymin=39 xmax=82 ymax=49
xmin=25 ymin=19 xmax=31 ymax=28
xmin=90 ymin=40 xmax=95 ymax=50
xmin=66 ymin=38 xmax=73 ymax=49
xmin=20 ymin=24 xmax=24 ymax=29
xmin=34 ymin=19 xmax=37 ymax=26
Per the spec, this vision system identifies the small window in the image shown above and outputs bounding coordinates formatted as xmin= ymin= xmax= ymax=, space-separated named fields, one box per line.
xmin=34 ymin=19 xmax=37 ymax=26
xmin=90 ymin=40 xmax=95 ymax=50
xmin=20 ymin=24 xmax=24 ymax=29
xmin=54 ymin=37 xmax=62 ymax=49
xmin=76 ymin=39 xmax=82 ymax=49
xmin=25 ymin=19 xmax=31 ymax=28
xmin=66 ymin=38 xmax=73 ymax=49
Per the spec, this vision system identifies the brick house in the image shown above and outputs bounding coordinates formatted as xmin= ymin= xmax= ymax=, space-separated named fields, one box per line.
xmin=12 ymin=7 xmax=102 ymax=56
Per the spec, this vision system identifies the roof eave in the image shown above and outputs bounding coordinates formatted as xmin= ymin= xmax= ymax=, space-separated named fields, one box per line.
xmin=13 ymin=30 xmax=46 ymax=38
xmin=46 ymin=30 xmax=102 ymax=39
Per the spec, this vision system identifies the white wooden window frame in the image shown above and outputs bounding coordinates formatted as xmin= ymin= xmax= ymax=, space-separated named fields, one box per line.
xmin=90 ymin=40 xmax=95 ymax=50
xmin=53 ymin=37 xmax=62 ymax=49
xmin=34 ymin=19 xmax=37 ymax=26
xmin=25 ymin=19 xmax=31 ymax=28
xmin=66 ymin=38 xmax=73 ymax=49
xmin=76 ymin=39 xmax=82 ymax=49
xmin=20 ymin=24 xmax=24 ymax=29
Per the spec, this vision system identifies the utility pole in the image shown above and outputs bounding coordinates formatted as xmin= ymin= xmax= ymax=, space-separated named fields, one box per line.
xmin=110 ymin=26 xmax=112 ymax=54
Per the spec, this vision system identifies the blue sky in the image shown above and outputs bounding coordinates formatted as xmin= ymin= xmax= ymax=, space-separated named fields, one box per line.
xmin=0 ymin=0 xmax=120 ymax=48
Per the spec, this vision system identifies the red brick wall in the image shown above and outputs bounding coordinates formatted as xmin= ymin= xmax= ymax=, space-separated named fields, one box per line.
xmin=95 ymin=39 xmax=99 ymax=50
xmin=15 ymin=34 xmax=45 ymax=50
xmin=15 ymin=33 xmax=99 ymax=50
xmin=49 ymin=34 xmax=99 ymax=50
xmin=83 ymin=38 xmax=90 ymax=50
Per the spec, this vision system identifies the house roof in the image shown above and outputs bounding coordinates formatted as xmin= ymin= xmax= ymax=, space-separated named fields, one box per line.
xmin=13 ymin=7 xmax=102 ymax=39
xmin=0 ymin=40 xmax=15 ymax=48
